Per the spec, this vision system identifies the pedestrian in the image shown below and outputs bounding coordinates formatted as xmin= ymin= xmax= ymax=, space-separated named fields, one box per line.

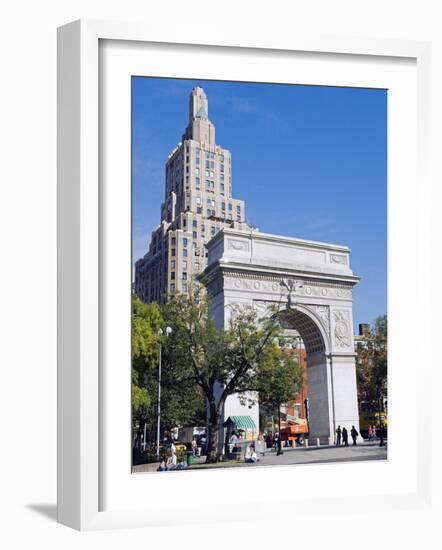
xmin=372 ymin=425 xmax=377 ymax=439
xmin=350 ymin=425 xmax=359 ymax=445
xmin=170 ymin=440 xmax=176 ymax=455
xmin=342 ymin=427 xmax=348 ymax=446
xmin=336 ymin=425 xmax=342 ymax=446
xmin=228 ymin=432 xmax=237 ymax=454
xmin=275 ymin=432 xmax=283 ymax=456
xmin=191 ymin=437 xmax=198 ymax=457
xmin=379 ymin=425 xmax=385 ymax=447
xmin=368 ymin=425 xmax=373 ymax=441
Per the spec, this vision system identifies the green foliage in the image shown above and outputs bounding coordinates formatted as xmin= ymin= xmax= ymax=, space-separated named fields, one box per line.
xmin=161 ymin=289 xmax=299 ymax=461
xmin=131 ymin=296 xmax=162 ymax=419
xmin=356 ymin=314 xmax=388 ymax=411
xmin=257 ymin=343 xmax=304 ymax=412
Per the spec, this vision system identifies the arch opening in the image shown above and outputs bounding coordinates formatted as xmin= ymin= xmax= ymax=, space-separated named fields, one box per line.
xmin=274 ymin=307 xmax=332 ymax=446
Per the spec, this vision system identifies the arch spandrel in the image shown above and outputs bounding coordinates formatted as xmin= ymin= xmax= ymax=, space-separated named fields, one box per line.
xmin=252 ymin=301 xmax=331 ymax=356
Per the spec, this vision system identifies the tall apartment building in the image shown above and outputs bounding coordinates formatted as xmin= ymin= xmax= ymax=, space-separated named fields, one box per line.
xmin=134 ymin=87 xmax=251 ymax=303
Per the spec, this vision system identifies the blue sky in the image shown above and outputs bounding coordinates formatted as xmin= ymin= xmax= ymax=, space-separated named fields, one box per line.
xmin=132 ymin=77 xmax=387 ymax=328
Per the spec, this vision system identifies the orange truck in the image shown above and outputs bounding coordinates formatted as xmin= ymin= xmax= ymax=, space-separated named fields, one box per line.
xmin=280 ymin=418 xmax=309 ymax=445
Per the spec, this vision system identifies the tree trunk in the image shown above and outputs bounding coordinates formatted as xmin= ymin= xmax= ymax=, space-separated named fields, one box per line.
xmin=206 ymin=400 xmax=222 ymax=463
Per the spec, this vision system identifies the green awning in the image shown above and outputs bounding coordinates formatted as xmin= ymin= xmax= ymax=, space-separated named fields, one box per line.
xmin=224 ymin=415 xmax=257 ymax=430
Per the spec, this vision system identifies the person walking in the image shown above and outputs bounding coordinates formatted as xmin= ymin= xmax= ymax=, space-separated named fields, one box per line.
xmin=335 ymin=425 xmax=342 ymax=446
xmin=368 ymin=425 xmax=373 ymax=441
xmin=191 ymin=437 xmax=198 ymax=457
xmin=275 ymin=432 xmax=283 ymax=456
xmin=342 ymin=427 xmax=349 ymax=446
xmin=350 ymin=425 xmax=359 ymax=445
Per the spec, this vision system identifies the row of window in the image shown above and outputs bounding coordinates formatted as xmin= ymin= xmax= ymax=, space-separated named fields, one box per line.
xmin=171 ymin=247 xmax=209 ymax=258
xmin=170 ymin=282 xmax=187 ymax=293
xmin=170 ymin=260 xmax=200 ymax=271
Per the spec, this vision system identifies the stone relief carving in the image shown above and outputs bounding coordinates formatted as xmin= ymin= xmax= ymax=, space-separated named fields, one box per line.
xmin=224 ymin=276 xmax=352 ymax=300
xmin=228 ymin=239 xmax=249 ymax=252
xmin=253 ymin=300 xmax=273 ymax=318
xmin=333 ymin=310 xmax=351 ymax=348
xmin=280 ymin=279 xmax=304 ymax=308
xmin=330 ymin=254 xmax=347 ymax=265
xmin=310 ymin=305 xmax=330 ymax=336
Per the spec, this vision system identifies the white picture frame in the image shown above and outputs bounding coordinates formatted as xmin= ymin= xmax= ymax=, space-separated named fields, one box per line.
xmin=57 ymin=19 xmax=433 ymax=531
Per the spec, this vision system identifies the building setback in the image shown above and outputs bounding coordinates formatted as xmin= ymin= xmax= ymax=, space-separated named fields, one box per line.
xmin=134 ymin=87 xmax=251 ymax=303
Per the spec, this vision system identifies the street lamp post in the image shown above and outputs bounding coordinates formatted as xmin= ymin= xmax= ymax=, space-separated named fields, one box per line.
xmin=156 ymin=326 xmax=172 ymax=459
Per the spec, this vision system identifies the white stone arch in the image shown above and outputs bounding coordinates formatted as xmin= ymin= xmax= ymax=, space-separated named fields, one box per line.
xmin=200 ymin=228 xmax=363 ymax=446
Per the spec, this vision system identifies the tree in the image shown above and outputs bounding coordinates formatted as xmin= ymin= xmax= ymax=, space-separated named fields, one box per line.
xmin=356 ymin=314 xmax=388 ymax=412
xmin=132 ymin=295 xmax=206 ymax=447
xmin=257 ymin=344 xmax=304 ymax=435
xmin=131 ymin=296 xmax=162 ymax=430
xmin=162 ymin=288 xmax=296 ymax=463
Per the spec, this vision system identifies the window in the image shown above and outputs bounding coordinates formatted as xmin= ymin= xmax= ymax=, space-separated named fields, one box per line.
xmin=171 ymin=248 xmax=176 ymax=257
xmin=221 ymin=183 xmax=225 ymax=193
xmin=182 ymin=282 xmax=188 ymax=292
xmin=171 ymin=272 xmax=175 ymax=280
xmin=196 ymin=196 xmax=201 ymax=205
xmin=183 ymin=249 xmax=188 ymax=257
xmin=192 ymin=231 xmax=197 ymax=239
xmin=210 ymin=171 xmax=214 ymax=178
xmin=196 ymin=157 xmax=200 ymax=165
xmin=195 ymin=262 xmax=200 ymax=271
xmin=221 ymin=202 xmax=226 ymax=210
xmin=205 ymin=171 xmax=210 ymax=177
xmin=195 ymin=168 xmax=200 ymax=175
xmin=201 ymin=224 xmax=205 ymax=232
xmin=182 ymin=272 xmax=187 ymax=281
xmin=228 ymin=203 xmax=233 ymax=210
xmin=171 ymin=237 xmax=176 ymax=245
xmin=182 ymin=261 xmax=187 ymax=269
xmin=220 ymin=155 xmax=224 ymax=162
xmin=183 ymin=238 xmax=188 ymax=247
xmin=220 ymin=173 xmax=224 ymax=181
xmin=237 ymin=205 xmax=241 ymax=212
xmin=197 ymin=207 xmax=202 ymax=214
xmin=196 ymin=177 xmax=200 ymax=187
xmin=192 ymin=220 xmax=197 ymax=228
xmin=220 ymin=164 xmax=224 ymax=172
xmin=170 ymin=284 xmax=175 ymax=292
xmin=211 ymin=226 xmax=215 ymax=236
xmin=206 ymin=160 xmax=210 ymax=169
xmin=171 ymin=260 xmax=175 ymax=269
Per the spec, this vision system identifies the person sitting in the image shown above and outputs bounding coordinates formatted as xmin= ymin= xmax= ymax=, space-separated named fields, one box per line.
xmin=245 ymin=444 xmax=258 ymax=463
xmin=166 ymin=452 xmax=177 ymax=470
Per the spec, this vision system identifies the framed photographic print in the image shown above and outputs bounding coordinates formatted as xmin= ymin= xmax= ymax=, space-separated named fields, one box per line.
xmin=57 ymin=20 xmax=432 ymax=530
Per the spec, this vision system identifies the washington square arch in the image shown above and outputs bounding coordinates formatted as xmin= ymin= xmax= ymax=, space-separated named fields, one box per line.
xmin=200 ymin=227 xmax=363 ymax=451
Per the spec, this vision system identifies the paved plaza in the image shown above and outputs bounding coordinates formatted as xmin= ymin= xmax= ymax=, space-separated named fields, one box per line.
xmin=252 ymin=441 xmax=387 ymax=467
xmin=132 ymin=441 xmax=387 ymax=473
